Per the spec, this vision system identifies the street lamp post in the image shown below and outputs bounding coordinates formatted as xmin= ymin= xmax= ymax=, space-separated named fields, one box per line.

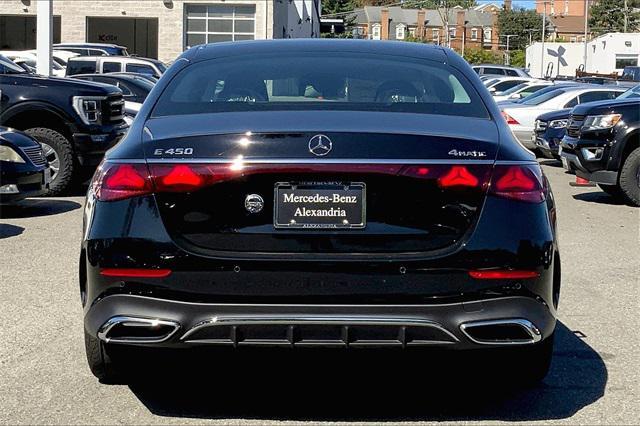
xmin=583 ymin=0 xmax=589 ymax=71
xmin=502 ymin=34 xmax=517 ymax=66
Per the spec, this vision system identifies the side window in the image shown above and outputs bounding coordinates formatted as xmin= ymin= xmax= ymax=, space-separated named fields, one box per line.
xmin=505 ymin=69 xmax=519 ymax=76
xmin=89 ymin=49 xmax=107 ymax=56
xmin=67 ymin=60 xmax=96 ymax=75
xmin=484 ymin=67 xmax=505 ymax=75
xmin=102 ymin=62 xmax=121 ymax=73
xmin=564 ymin=96 xmax=579 ymax=108
xmin=494 ymin=80 xmax=524 ymax=92
xmin=578 ymin=91 xmax=618 ymax=104
xmin=126 ymin=63 xmax=156 ymax=77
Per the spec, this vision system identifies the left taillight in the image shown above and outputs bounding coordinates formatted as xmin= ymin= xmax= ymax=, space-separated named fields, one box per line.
xmin=91 ymin=162 xmax=153 ymax=201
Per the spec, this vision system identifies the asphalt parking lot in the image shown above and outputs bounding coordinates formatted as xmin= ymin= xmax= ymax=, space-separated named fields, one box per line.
xmin=1 ymin=161 xmax=638 ymax=425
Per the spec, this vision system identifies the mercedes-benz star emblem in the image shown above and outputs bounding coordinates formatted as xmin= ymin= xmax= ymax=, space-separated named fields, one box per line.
xmin=244 ymin=194 xmax=264 ymax=213
xmin=308 ymin=134 xmax=332 ymax=157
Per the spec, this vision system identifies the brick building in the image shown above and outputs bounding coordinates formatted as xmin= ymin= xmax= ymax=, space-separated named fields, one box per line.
xmin=351 ymin=6 xmax=500 ymax=52
xmin=0 ymin=0 xmax=321 ymax=63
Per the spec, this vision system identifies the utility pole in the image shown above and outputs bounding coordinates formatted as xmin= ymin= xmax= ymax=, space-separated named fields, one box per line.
xmin=501 ymin=34 xmax=518 ymax=65
xmin=624 ymin=0 xmax=628 ymax=32
xmin=583 ymin=0 xmax=589 ymax=71
xmin=541 ymin=0 xmax=547 ymax=78
xmin=36 ymin=0 xmax=53 ymax=76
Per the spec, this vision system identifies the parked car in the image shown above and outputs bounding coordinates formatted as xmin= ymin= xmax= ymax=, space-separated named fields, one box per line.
xmin=81 ymin=40 xmax=559 ymax=385
xmin=533 ymin=108 xmax=572 ymax=159
xmin=621 ymin=66 xmax=640 ymax=82
xmin=0 ymin=51 xmax=66 ymax=77
xmin=0 ymin=55 xmax=127 ymax=195
xmin=501 ymin=85 xmax=625 ymax=149
xmin=0 ymin=127 xmax=49 ymax=203
xmin=54 ymin=43 xmax=129 ymax=57
xmin=560 ymin=84 xmax=640 ymax=205
xmin=473 ymin=64 xmax=531 ymax=77
xmin=71 ymin=73 xmax=154 ymax=104
xmin=66 ymin=56 xmax=166 ymax=79
xmin=486 ymin=77 xmax=536 ymax=94
xmin=27 ymin=49 xmax=79 ymax=67
xmin=496 ymin=83 xmax=583 ymax=107
xmin=493 ymin=81 xmax=554 ymax=102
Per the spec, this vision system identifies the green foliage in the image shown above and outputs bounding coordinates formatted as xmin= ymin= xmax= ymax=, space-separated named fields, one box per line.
xmin=589 ymin=0 xmax=640 ymax=35
xmin=464 ymin=48 xmax=502 ymax=65
xmin=509 ymin=49 xmax=526 ymax=68
xmin=498 ymin=8 xmax=549 ymax=51
xmin=322 ymin=0 xmax=356 ymax=15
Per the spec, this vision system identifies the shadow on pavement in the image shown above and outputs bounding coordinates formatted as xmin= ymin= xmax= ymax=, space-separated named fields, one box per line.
xmin=0 ymin=223 xmax=24 ymax=239
xmin=573 ymin=191 xmax=627 ymax=206
xmin=0 ymin=198 xmax=82 ymax=219
xmin=128 ymin=322 xmax=606 ymax=422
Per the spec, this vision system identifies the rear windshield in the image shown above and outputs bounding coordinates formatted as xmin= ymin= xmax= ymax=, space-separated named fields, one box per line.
xmin=522 ymin=88 xmax=566 ymax=105
xmin=152 ymin=52 xmax=488 ymax=118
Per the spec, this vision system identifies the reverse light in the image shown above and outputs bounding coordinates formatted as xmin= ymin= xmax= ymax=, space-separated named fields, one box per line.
xmin=469 ymin=270 xmax=540 ymax=279
xmin=501 ymin=111 xmax=520 ymax=125
xmin=489 ymin=165 xmax=546 ymax=203
xmin=100 ymin=268 xmax=172 ymax=278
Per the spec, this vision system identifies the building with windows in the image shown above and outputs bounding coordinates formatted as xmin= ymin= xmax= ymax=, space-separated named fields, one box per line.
xmin=526 ymin=32 xmax=640 ymax=77
xmin=0 ymin=0 xmax=320 ymax=63
xmin=350 ymin=6 xmax=500 ymax=52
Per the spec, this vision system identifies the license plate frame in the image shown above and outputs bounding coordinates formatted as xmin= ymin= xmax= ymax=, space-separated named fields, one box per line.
xmin=274 ymin=182 xmax=366 ymax=230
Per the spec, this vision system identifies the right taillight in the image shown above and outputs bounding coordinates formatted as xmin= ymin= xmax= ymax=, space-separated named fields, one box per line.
xmin=501 ymin=111 xmax=520 ymax=125
xmin=489 ymin=165 xmax=546 ymax=203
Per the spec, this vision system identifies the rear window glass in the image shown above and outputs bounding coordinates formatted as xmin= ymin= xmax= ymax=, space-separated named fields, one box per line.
xmin=152 ymin=52 xmax=489 ymax=118
xmin=522 ymin=88 xmax=566 ymax=106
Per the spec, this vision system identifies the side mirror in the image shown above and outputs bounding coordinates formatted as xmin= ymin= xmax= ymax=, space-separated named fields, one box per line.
xmin=489 ymin=87 xmax=496 ymax=93
xmin=509 ymin=93 xmax=522 ymax=99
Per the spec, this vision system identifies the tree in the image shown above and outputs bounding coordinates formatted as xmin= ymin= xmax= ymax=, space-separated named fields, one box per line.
xmin=589 ymin=0 xmax=640 ymax=35
xmin=321 ymin=0 xmax=357 ymax=38
xmin=352 ymin=0 xmax=476 ymax=7
xmin=464 ymin=48 xmax=501 ymax=65
xmin=498 ymin=8 xmax=550 ymax=51
xmin=509 ymin=50 xmax=526 ymax=68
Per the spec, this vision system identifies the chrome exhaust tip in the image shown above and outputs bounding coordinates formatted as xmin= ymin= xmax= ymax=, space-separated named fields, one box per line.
xmin=460 ymin=318 xmax=542 ymax=345
xmin=98 ymin=316 xmax=181 ymax=344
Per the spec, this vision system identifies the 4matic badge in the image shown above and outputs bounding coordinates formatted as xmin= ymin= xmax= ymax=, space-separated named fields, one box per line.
xmin=448 ymin=149 xmax=487 ymax=158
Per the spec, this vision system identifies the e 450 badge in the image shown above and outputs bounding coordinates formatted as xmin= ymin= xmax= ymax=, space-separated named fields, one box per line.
xmin=153 ymin=147 xmax=194 ymax=156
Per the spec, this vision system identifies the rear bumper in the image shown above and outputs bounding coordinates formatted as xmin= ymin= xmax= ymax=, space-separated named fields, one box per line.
xmin=85 ymin=294 xmax=556 ymax=350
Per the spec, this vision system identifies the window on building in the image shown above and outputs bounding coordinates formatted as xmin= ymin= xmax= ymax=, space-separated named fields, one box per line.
xmin=615 ymin=54 xmax=638 ymax=69
xmin=471 ymin=28 xmax=478 ymax=40
xmin=102 ymin=62 xmax=121 ymax=73
xmin=449 ymin=26 xmax=456 ymax=39
xmin=483 ymin=28 xmax=492 ymax=43
xmin=570 ymin=36 xmax=577 ymax=42
xmin=396 ymin=25 xmax=405 ymax=40
xmin=432 ymin=28 xmax=439 ymax=41
xmin=371 ymin=24 xmax=381 ymax=40
xmin=185 ymin=4 xmax=256 ymax=48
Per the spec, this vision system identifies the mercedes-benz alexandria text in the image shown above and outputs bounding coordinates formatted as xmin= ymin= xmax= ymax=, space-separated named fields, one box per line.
xmin=81 ymin=40 xmax=560 ymax=384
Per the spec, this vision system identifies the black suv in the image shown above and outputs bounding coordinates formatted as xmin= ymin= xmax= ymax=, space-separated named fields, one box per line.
xmin=0 ymin=55 xmax=127 ymax=195
xmin=561 ymin=84 xmax=640 ymax=205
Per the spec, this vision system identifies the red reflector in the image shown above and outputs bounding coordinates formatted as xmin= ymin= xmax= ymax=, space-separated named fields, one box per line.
xmin=160 ymin=164 xmax=204 ymax=190
xmin=469 ymin=270 xmax=539 ymax=279
xmin=417 ymin=167 xmax=429 ymax=176
xmin=100 ymin=268 xmax=172 ymax=278
xmin=438 ymin=166 xmax=479 ymax=188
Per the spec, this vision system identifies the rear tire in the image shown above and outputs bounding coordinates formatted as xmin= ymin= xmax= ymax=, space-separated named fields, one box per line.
xmin=84 ymin=331 xmax=123 ymax=384
xmin=618 ymin=147 xmax=640 ymax=207
xmin=24 ymin=128 xmax=74 ymax=196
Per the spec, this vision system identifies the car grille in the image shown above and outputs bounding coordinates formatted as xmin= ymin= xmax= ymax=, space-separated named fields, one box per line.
xmin=101 ymin=94 xmax=125 ymax=123
xmin=21 ymin=145 xmax=46 ymax=167
xmin=566 ymin=114 xmax=585 ymax=138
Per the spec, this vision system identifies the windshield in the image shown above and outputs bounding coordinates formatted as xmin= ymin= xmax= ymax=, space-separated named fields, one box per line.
xmin=152 ymin=52 xmax=488 ymax=119
xmin=618 ymin=84 xmax=640 ymax=99
xmin=0 ymin=55 xmax=26 ymax=74
xmin=151 ymin=60 xmax=167 ymax=73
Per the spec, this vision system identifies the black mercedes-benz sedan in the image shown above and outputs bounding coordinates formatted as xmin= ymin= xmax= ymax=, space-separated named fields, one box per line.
xmin=81 ymin=40 xmax=560 ymax=384
xmin=0 ymin=127 xmax=49 ymax=204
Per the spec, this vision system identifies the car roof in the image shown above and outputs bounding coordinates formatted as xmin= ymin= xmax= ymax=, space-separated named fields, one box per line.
xmin=185 ymin=39 xmax=449 ymax=64
xmin=67 ymin=56 xmax=154 ymax=63
xmin=55 ymin=43 xmax=126 ymax=49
